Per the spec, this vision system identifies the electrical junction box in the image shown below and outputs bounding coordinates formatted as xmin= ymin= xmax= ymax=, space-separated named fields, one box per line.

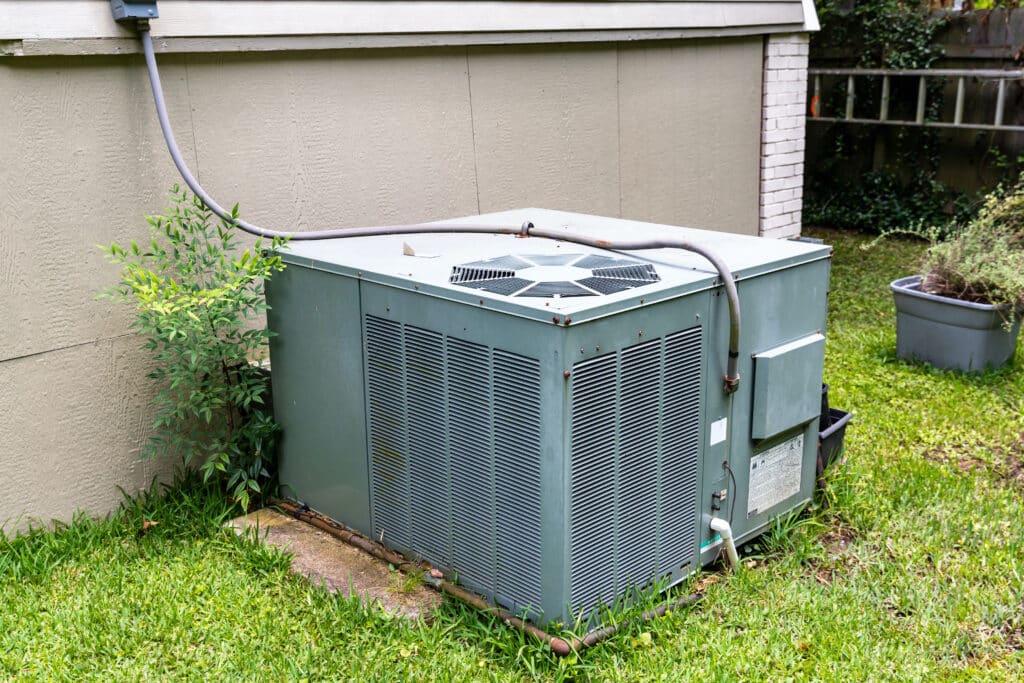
xmin=110 ymin=1 xmax=158 ymax=22
xmin=267 ymin=209 xmax=831 ymax=625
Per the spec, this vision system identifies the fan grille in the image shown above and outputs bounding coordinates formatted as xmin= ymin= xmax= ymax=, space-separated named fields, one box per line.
xmin=449 ymin=253 xmax=660 ymax=298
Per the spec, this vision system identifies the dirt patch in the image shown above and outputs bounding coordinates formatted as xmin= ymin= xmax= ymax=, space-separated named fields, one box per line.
xmin=999 ymin=434 xmax=1024 ymax=486
xmin=807 ymin=523 xmax=859 ymax=586
xmin=819 ymin=526 xmax=858 ymax=556
xmin=961 ymin=607 xmax=1024 ymax=667
xmin=692 ymin=574 xmax=722 ymax=593
xmin=924 ymin=433 xmax=1024 ymax=490
xmin=925 ymin=447 xmax=986 ymax=474
xmin=1007 ymin=626 xmax=1024 ymax=651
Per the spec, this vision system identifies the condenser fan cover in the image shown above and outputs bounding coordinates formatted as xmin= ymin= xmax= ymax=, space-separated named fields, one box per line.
xmin=449 ymin=253 xmax=660 ymax=298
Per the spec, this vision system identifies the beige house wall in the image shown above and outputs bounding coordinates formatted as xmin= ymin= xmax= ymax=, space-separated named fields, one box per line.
xmin=1 ymin=37 xmax=767 ymax=534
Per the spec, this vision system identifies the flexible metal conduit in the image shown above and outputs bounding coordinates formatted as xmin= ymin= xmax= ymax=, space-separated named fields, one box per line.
xmin=138 ymin=27 xmax=741 ymax=389
xmin=526 ymin=229 xmax=741 ymax=390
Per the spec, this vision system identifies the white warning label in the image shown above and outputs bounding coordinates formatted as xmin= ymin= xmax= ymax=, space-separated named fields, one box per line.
xmin=747 ymin=434 xmax=804 ymax=517
xmin=709 ymin=418 xmax=728 ymax=446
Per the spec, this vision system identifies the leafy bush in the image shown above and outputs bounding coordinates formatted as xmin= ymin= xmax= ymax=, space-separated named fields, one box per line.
xmin=102 ymin=187 xmax=287 ymax=509
xmin=805 ymin=169 xmax=972 ymax=234
xmin=812 ymin=0 xmax=943 ymax=71
xmin=805 ymin=0 xmax=967 ymax=232
xmin=921 ymin=176 xmax=1024 ymax=323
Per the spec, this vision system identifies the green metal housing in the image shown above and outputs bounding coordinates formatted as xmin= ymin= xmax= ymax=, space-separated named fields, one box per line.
xmin=267 ymin=209 xmax=831 ymax=625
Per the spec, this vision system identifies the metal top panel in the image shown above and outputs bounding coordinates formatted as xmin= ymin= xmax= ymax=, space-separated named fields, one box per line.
xmin=280 ymin=209 xmax=831 ymax=323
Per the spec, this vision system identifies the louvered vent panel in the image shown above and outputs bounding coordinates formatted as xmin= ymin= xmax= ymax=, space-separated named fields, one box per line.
xmin=568 ymin=354 xmax=618 ymax=616
xmin=592 ymin=264 xmax=659 ymax=281
xmin=575 ymin=277 xmax=646 ymax=295
xmin=446 ymin=337 xmax=497 ymax=592
xmin=405 ymin=326 xmax=451 ymax=566
xmin=616 ymin=339 xmax=662 ymax=589
xmin=460 ymin=277 xmax=533 ymax=296
xmin=569 ymin=326 xmax=703 ymax=620
xmin=450 ymin=267 xmax=517 ymax=283
xmin=493 ymin=350 xmax=544 ymax=610
xmin=658 ymin=328 xmax=703 ymax=575
xmin=365 ymin=316 xmax=412 ymax=550
xmin=365 ymin=317 xmax=544 ymax=606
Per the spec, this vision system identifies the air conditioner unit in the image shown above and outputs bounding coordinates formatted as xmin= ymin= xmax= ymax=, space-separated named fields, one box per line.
xmin=267 ymin=209 xmax=831 ymax=626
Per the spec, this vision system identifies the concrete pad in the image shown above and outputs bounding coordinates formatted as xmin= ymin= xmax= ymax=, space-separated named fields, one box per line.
xmin=228 ymin=508 xmax=441 ymax=620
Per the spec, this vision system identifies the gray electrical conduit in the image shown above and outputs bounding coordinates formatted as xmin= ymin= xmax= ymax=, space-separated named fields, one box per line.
xmin=138 ymin=27 xmax=741 ymax=391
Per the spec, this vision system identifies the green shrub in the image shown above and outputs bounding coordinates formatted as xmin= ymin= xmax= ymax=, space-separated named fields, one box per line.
xmin=102 ymin=187 xmax=287 ymax=509
xmin=805 ymin=169 xmax=970 ymax=234
xmin=806 ymin=0 xmax=967 ymax=232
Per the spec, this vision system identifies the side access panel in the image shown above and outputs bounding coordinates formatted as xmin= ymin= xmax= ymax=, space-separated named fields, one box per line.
xmin=267 ymin=266 xmax=372 ymax=534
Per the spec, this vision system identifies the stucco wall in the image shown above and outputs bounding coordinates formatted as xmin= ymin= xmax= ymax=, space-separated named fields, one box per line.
xmin=1 ymin=38 xmax=765 ymax=534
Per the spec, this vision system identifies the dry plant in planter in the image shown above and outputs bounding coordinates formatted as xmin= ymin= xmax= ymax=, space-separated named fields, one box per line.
xmin=888 ymin=175 xmax=1024 ymax=372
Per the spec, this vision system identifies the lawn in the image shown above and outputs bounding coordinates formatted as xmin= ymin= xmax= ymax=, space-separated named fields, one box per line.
xmin=2 ymin=228 xmax=1023 ymax=681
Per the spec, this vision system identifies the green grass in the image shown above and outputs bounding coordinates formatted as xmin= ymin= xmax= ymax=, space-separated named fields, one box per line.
xmin=3 ymin=228 xmax=1024 ymax=681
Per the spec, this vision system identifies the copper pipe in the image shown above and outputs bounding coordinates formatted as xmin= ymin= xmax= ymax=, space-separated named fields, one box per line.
xmin=274 ymin=501 xmax=570 ymax=651
xmin=432 ymin=580 xmax=574 ymax=656
xmin=272 ymin=500 xmax=703 ymax=655
xmin=275 ymin=500 xmax=418 ymax=571
xmin=564 ymin=592 xmax=705 ymax=651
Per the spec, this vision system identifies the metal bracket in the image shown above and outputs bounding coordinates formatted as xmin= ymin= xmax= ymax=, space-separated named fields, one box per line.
xmin=110 ymin=0 xmax=159 ymax=23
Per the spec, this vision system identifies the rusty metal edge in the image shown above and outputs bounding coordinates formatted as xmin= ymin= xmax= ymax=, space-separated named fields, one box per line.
xmin=272 ymin=499 xmax=704 ymax=656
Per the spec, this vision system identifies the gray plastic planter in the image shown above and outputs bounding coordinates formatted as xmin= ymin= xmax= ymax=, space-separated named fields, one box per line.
xmin=891 ymin=276 xmax=1022 ymax=372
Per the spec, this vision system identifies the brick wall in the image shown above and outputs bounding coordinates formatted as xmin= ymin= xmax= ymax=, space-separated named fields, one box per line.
xmin=759 ymin=33 xmax=809 ymax=239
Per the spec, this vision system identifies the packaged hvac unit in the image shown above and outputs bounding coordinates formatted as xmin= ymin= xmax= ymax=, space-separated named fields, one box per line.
xmin=268 ymin=209 xmax=831 ymax=625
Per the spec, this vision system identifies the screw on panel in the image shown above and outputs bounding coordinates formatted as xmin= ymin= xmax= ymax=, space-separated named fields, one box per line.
xmin=638 ymin=330 xmax=644 ymax=337
xmin=562 ymin=317 xmax=571 ymax=326
xmin=552 ymin=316 xmax=560 ymax=325
xmin=563 ymin=371 xmax=571 ymax=379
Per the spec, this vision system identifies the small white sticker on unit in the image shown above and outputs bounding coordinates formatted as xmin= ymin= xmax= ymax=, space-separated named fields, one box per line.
xmin=709 ymin=418 xmax=728 ymax=446
xmin=747 ymin=434 xmax=804 ymax=517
